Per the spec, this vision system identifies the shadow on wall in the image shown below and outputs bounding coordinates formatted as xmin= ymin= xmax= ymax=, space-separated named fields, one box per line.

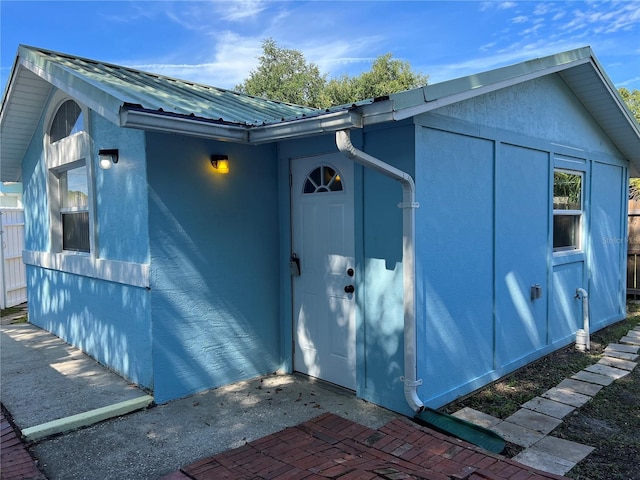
xmin=27 ymin=265 xmax=152 ymax=389
xmin=147 ymin=178 xmax=282 ymax=403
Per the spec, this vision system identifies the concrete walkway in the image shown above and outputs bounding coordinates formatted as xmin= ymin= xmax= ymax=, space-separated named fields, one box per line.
xmin=453 ymin=325 xmax=640 ymax=476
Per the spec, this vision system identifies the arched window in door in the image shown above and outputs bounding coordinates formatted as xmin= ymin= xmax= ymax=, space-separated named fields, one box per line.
xmin=303 ymin=165 xmax=343 ymax=193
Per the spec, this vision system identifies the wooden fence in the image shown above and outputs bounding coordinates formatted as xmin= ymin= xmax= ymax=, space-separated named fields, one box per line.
xmin=0 ymin=208 xmax=27 ymax=309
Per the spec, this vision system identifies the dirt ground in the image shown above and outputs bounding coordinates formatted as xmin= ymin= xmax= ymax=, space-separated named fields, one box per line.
xmin=443 ymin=305 xmax=640 ymax=480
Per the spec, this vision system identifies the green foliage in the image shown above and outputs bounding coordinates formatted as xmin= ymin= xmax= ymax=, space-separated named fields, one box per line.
xmin=620 ymin=89 xmax=640 ymax=192
xmin=235 ymin=38 xmax=327 ymax=107
xmin=553 ymin=171 xmax=582 ymax=208
xmin=320 ymin=54 xmax=428 ymax=107
xmin=619 ymin=87 xmax=640 ymax=124
xmin=236 ymin=39 xmax=427 ymax=108
xmin=630 ymin=178 xmax=640 ymax=200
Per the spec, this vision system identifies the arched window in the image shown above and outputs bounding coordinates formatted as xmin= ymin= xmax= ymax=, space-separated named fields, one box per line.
xmin=49 ymin=100 xmax=83 ymax=143
xmin=46 ymin=97 xmax=90 ymax=253
xmin=303 ymin=165 xmax=343 ymax=193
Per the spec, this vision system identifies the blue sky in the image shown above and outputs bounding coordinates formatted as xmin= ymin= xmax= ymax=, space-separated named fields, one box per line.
xmin=1 ymin=0 xmax=639 ymax=97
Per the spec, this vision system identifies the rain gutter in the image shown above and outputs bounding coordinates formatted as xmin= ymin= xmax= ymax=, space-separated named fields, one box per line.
xmin=249 ymin=110 xmax=362 ymax=144
xmin=335 ymin=129 xmax=424 ymax=413
xmin=120 ymin=107 xmax=249 ymax=143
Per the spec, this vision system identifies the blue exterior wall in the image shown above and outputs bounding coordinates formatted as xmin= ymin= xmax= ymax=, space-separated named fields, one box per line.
xmin=412 ymin=73 xmax=628 ymax=407
xmin=16 ymin=73 xmax=630 ymax=414
xmin=146 ymin=133 xmax=283 ymax=403
xmin=21 ymin=97 xmax=153 ymax=389
xmin=359 ymin=123 xmax=416 ymax=414
xmin=278 ymin=126 xmax=415 ymax=415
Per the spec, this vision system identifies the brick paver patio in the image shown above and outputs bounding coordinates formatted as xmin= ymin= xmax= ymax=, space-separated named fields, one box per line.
xmin=169 ymin=412 xmax=567 ymax=480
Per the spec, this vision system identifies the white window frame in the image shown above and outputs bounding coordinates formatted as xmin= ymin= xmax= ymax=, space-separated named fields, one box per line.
xmin=44 ymin=93 xmax=96 ymax=255
xmin=23 ymin=90 xmax=150 ymax=288
xmin=553 ymin=168 xmax=583 ymax=253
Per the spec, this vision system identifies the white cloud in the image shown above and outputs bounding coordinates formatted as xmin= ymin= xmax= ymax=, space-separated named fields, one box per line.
xmin=128 ymin=32 xmax=263 ymax=89
xmin=212 ymin=0 xmax=269 ymax=21
xmin=512 ymin=15 xmax=528 ymax=24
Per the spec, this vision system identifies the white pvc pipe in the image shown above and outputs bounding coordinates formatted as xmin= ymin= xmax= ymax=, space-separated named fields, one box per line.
xmin=336 ymin=129 xmax=424 ymax=413
xmin=576 ymin=288 xmax=590 ymax=351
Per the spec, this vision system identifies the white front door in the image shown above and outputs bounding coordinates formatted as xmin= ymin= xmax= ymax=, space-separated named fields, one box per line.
xmin=291 ymin=154 xmax=356 ymax=389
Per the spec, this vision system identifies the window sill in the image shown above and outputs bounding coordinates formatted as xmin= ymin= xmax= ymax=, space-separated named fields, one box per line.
xmin=23 ymin=250 xmax=149 ymax=288
xmin=553 ymin=250 xmax=585 ymax=266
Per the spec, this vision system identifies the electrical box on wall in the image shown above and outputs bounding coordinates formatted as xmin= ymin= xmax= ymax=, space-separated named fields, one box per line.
xmin=531 ymin=284 xmax=542 ymax=300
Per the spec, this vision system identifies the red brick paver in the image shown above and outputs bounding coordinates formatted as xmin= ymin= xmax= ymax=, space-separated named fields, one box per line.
xmin=178 ymin=413 xmax=568 ymax=480
xmin=1 ymin=406 xmax=46 ymax=480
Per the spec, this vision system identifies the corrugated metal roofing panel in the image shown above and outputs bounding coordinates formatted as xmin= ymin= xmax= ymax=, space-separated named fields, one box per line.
xmin=29 ymin=47 xmax=319 ymax=126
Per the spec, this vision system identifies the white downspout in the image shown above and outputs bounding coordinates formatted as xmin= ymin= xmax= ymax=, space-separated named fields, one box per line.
xmin=336 ymin=129 xmax=424 ymax=413
xmin=575 ymin=288 xmax=590 ymax=351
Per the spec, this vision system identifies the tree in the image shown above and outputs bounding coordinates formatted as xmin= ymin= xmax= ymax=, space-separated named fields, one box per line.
xmin=235 ymin=38 xmax=326 ymax=108
xmin=321 ymin=54 xmax=428 ymax=107
xmin=619 ymin=87 xmax=640 ymax=124
xmin=236 ymin=39 xmax=428 ymax=109
xmin=620 ymin=88 xmax=640 ymax=199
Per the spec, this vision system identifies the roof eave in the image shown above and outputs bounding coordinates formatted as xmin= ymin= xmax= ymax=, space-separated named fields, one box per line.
xmin=19 ymin=50 xmax=123 ymax=125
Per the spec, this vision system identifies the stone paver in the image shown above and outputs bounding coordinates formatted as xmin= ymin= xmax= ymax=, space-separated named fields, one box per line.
xmin=521 ymin=397 xmax=576 ymax=419
xmin=541 ymin=387 xmax=592 ymax=408
xmin=603 ymin=349 xmax=639 ymax=361
xmin=491 ymin=420 xmax=545 ymax=447
xmin=514 ymin=448 xmax=576 ymax=476
xmin=451 ymin=407 xmax=501 ymax=428
xmin=556 ymin=378 xmax=603 ymax=397
xmin=572 ymin=370 xmax=615 ymax=386
xmin=585 ymin=363 xmax=630 ymax=380
xmin=504 ymin=408 xmax=563 ymax=434
xmin=597 ymin=356 xmax=637 ymax=371
xmin=605 ymin=343 xmax=640 ymax=354
xmin=532 ymin=436 xmax=595 ymax=463
xmin=619 ymin=335 xmax=640 ymax=345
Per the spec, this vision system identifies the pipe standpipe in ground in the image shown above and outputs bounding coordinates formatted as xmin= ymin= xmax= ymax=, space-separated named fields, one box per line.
xmin=575 ymin=288 xmax=590 ymax=351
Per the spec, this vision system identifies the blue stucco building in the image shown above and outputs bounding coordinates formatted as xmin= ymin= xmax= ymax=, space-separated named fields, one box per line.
xmin=1 ymin=45 xmax=639 ymax=415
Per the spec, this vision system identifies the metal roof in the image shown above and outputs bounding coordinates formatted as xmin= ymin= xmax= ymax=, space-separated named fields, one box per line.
xmin=0 ymin=45 xmax=319 ymax=180
xmin=2 ymin=45 xmax=639 ymax=182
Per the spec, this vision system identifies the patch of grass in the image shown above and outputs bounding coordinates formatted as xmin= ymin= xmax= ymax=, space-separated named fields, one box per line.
xmin=442 ymin=308 xmax=640 ymax=420
xmin=558 ymin=366 xmax=640 ymax=480
xmin=10 ymin=315 xmax=28 ymax=324
xmin=441 ymin=307 xmax=640 ymax=477
xmin=1 ymin=306 xmax=23 ymax=317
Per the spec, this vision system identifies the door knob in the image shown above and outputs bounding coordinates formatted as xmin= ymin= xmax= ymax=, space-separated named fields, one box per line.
xmin=344 ymin=285 xmax=355 ymax=294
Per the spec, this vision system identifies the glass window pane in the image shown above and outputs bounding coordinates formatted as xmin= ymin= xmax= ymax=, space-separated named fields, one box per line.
xmin=553 ymin=214 xmax=580 ymax=250
xmin=553 ymin=172 xmax=581 ymax=210
xmin=62 ymin=166 xmax=88 ymax=208
xmin=62 ymin=212 xmax=90 ymax=252
xmin=303 ymin=166 xmax=343 ymax=194
xmin=50 ymin=100 xmax=83 ymax=143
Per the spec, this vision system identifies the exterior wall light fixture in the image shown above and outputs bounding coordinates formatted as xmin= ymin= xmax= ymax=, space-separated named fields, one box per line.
xmin=99 ymin=149 xmax=119 ymax=169
xmin=210 ymin=154 xmax=230 ymax=174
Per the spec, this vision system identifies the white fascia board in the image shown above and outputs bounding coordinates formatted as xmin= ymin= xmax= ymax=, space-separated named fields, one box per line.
xmin=19 ymin=56 xmax=123 ymax=125
xmin=121 ymin=108 xmax=249 ymax=143
xmin=588 ymin=54 xmax=640 ymax=139
xmin=248 ymin=110 xmax=362 ymax=144
xmin=388 ymin=57 xmax=593 ymax=122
